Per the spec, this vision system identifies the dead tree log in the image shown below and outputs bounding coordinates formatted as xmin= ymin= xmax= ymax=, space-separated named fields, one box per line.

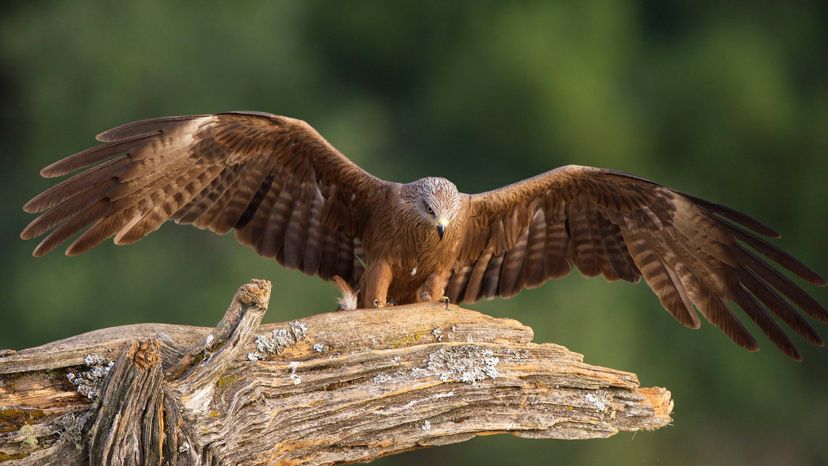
xmin=0 ymin=279 xmax=673 ymax=465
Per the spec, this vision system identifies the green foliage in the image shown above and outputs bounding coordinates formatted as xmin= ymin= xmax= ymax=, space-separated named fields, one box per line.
xmin=1 ymin=1 xmax=826 ymax=464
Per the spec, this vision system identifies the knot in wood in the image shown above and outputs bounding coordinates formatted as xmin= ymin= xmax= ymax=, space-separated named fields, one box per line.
xmin=237 ymin=279 xmax=272 ymax=308
xmin=130 ymin=339 xmax=160 ymax=369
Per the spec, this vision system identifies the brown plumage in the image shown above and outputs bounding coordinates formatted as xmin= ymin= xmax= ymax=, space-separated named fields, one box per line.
xmin=21 ymin=111 xmax=827 ymax=359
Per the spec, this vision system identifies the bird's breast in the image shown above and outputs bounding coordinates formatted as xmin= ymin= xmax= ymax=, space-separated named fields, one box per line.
xmin=362 ymin=204 xmax=464 ymax=279
xmin=391 ymin=223 xmax=460 ymax=278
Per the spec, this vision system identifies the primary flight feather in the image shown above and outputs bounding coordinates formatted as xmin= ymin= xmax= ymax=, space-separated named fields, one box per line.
xmin=21 ymin=111 xmax=827 ymax=359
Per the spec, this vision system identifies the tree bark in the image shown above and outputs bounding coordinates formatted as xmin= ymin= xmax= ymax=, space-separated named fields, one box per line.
xmin=0 ymin=279 xmax=673 ymax=465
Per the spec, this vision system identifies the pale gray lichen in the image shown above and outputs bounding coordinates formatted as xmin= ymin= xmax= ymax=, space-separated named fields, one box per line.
xmin=372 ymin=372 xmax=398 ymax=384
xmin=288 ymin=361 xmax=302 ymax=385
xmin=374 ymin=345 xmax=500 ymax=385
xmin=66 ymin=354 xmax=114 ymax=400
xmin=418 ymin=345 xmax=499 ymax=383
xmin=313 ymin=343 xmax=326 ymax=353
xmin=421 ymin=420 xmax=431 ymax=431
xmin=585 ymin=392 xmax=608 ymax=412
xmin=247 ymin=321 xmax=309 ymax=361
xmin=432 ymin=327 xmax=443 ymax=342
xmin=289 ymin=321 xmax=309 ymax=341
xmin=83 ymin=354 xmax=106 ymax=366
xmin=55 ymin=413 xmax=86 ymax=449
xmin=179 ymin=442 xmax=191 ymax=453
xmin=503 ymin=348 xmax=530 ymax=361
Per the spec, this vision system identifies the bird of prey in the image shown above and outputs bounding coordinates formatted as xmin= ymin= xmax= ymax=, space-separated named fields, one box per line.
xmin=21 ymin=111 xmax=827 ymax=359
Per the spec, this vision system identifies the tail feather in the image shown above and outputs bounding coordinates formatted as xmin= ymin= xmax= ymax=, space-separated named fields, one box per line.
xmin=333 ymin=276 xmax=358 ymax=311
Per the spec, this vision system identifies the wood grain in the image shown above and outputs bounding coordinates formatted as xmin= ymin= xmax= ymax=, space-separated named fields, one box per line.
xmin=0 ymin=280 xmax=672 ymax=465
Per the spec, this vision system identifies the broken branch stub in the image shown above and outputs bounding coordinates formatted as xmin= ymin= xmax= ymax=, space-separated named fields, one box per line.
xmin=168 ymin=278 xmax=271 ymax=381
xmin=88 ymin=340 xmax=163 ymax=465
xmin=0 ymin=279 xmax=673 ymax=465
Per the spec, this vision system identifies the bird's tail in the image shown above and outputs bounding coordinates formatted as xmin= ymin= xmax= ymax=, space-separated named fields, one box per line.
xmin=332 ymin=276 xmax=358 ymax=311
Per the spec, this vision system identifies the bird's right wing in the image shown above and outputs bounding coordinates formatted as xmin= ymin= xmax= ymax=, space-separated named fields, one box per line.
xmin=22 ymin=111 xmax=386 ymax=285
xmin=449 ymin=165 xmax=826 ymax=359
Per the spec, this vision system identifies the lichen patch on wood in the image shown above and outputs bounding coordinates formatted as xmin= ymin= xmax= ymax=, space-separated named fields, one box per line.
xmin=64 ymin=355 xmax=113 ymax=401
xmin=247 ymin=321 xmax=309 ymax=361
xmin=0 ymin=280 xmax=673 ymax=465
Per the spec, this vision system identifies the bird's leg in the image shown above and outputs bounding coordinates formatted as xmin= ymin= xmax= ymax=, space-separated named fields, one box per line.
xmin=417 ymin=271 xmax=451 ymax=309
xmin=441 ymin=295 xmax=450 ymax=310
xmin=361 ymin=259 xmax=393 ymax=308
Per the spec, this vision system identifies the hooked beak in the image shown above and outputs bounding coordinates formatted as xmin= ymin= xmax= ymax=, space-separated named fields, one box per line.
xmin=436 ymin=219 xmax=448 ymax=240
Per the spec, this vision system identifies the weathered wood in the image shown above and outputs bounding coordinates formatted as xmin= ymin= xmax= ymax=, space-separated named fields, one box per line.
xmin=88 ymin=340 xmax=163 ymax=465
xmin=0 ymin=279 xmax=673 ymax=465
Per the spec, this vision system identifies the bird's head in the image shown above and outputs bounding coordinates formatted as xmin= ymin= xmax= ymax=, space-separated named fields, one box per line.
xmin=403 ymin=177 xmax=461 ymax=240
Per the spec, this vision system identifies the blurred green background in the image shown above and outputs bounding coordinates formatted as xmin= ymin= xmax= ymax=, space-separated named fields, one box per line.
xmin=1 ymin=1 xmax=827 ymax=464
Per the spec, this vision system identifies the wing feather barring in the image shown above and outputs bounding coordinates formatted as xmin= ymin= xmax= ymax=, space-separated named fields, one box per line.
xmin=22 ymin=111 xmax=827 ymax=359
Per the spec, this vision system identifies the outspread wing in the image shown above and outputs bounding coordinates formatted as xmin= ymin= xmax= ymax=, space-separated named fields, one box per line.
xmin=21 ymin=111 xmax=385 ymax=285
xmin=448 ymin=165 xmax=827 ymax=359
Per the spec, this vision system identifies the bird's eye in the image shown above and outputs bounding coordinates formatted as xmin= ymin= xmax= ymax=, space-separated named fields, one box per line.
xmin=426 ymin=205 xmax=434 ymax=216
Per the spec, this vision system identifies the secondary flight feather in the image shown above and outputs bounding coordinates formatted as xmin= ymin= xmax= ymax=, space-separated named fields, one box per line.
xmin=21 ymin=111 xmax=827 ymax=359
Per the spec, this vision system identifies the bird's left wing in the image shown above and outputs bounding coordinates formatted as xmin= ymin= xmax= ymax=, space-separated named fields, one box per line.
xmin=449 ymin=165 xmax=826 ymax=359
xmin=21 ymin=112 xmax=386 ymax=285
